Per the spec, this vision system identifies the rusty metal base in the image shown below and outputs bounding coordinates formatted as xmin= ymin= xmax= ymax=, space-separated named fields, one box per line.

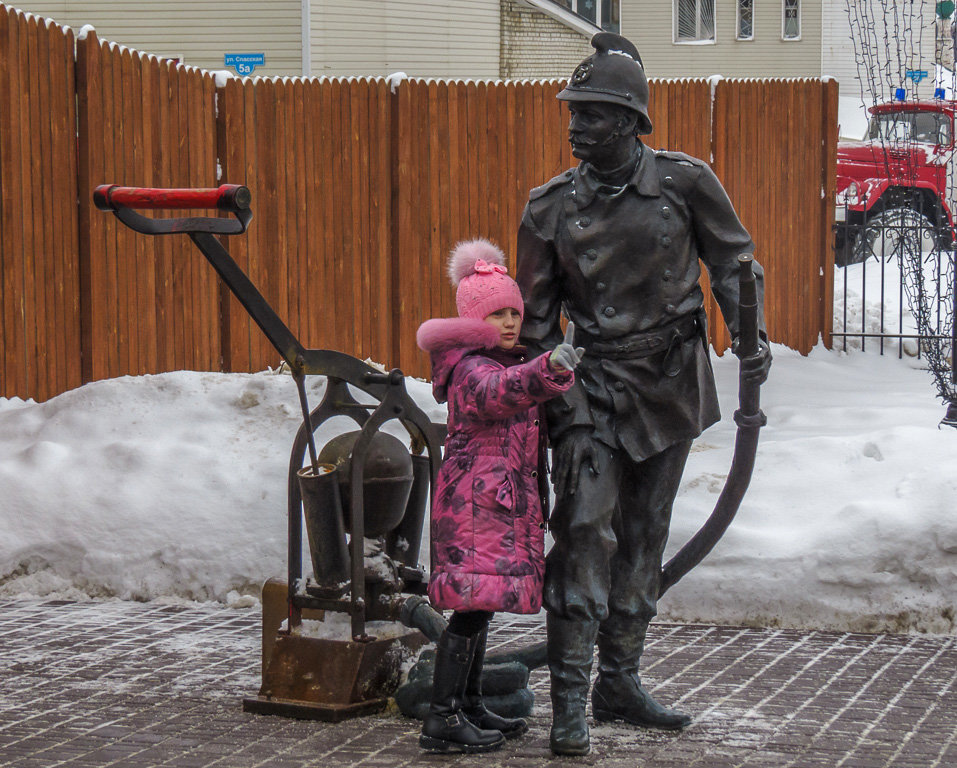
xmin=246 ymin=579 xmax=429 ymax=722
xmin=242 ymin=694 xmax=388 ymax=722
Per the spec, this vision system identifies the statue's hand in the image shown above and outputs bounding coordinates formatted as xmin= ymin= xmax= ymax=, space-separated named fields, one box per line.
xmin=733 ymin=338 xmax=772 ymax=385
xmin=552 ymin=428 xmax=600 ymax=497
xmin=549 ymin=321 xmax=585 ymax=372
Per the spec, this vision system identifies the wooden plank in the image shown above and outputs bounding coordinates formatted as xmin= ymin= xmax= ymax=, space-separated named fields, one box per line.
xmin=353 ymin=78 xmax=371 ymax=359
xmin=275 ymin=78 xmax=291 ymax=364
xmin=100 ymin=41 xmax=119 ymax=379
xmin=487 ymin=82 xmax=507 ymax=262
xmin=371 ymin=78 xmax=391 ymax=364
xmin=303 ymin=76 xmax=319 ymax=351
xmin=155 ymin=60 xmax=173 ymax=372
xmin=318 ymin=77 xmax=337 ymax=352
xmin=447 ymin=80 xmax=464 ymax=250
xmin=217 ymin=77 xmax=242 ymax=371
xmin=55 ymin=23 xmax=81 ymax=393
xmin=127 ymin=50 xmax=143 ymax=375
xmin=76 ymin=31 xmax=101 ymax=384
xmin=189 ymin=71 xmax=214 ymax=370
xmin=290 ymin=78 xmax=306 ymax=349
xmin=0 ymin=7 xmax=25 ymax=397
xmin=464 ymin=81 xmax=480 ymax=240
xmin=35 ymin=19 xmax=55 ymax=399
xmin=821 ymin=78 xmax=839 ymax=349
xmin=328 ymin=77 xmax=348 ymax=356
xmin=0 ymin=7 xmax=8 ymax=396
xmin=22 ymin=15 xmax=40 ymax=397
xmin=111 ymin=46 xmax=130 ymax=379
xmin=136 ymin=52 xmax=158 ymax=375
xmin=392 ymin=78 xmax=413 ymax=373
xmin=426 ymin=80 xmax=442 ymax=323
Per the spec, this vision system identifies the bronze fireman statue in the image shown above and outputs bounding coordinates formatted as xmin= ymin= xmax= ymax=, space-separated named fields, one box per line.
xmin=515 ymin=32 xmax=772 ymax=756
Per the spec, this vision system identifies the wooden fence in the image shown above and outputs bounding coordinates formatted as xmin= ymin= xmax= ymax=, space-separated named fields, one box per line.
xmin=0 ymin=8 xmax=80 ymax=401
xmin=0 ymin=4 xmax=838 ymax=400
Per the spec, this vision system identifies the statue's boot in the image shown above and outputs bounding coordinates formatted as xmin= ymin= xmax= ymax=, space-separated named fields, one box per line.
xmin=547 ymin=614 xmax=599 ymax=756
xmin=592 ymin=619 xmax=692 ymax=731
xmin=419 ymin=630 xmax=506 ymax=753
xmin=462 ymin=627 xmax=528 ymax=739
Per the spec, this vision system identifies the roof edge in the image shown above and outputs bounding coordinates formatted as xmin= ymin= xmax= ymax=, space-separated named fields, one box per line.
xmin=516 ymin=0 xmax=601 ymax=38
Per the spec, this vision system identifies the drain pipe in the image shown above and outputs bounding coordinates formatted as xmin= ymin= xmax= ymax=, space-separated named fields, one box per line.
xmin=301 ymin=0 xmax=311 ymax=77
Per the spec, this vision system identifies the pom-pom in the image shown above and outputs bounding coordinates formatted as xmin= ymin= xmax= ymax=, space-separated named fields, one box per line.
xmin=447 ymin=239 xmax=506 ymax=287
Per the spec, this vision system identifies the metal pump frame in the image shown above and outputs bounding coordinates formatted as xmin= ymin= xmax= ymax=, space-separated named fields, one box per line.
xmin=94 ymin=184 xmax=444 ymax=639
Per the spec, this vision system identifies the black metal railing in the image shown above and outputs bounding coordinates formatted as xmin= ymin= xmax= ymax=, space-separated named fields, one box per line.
xmin=833 ymin=200 xmax=957 ymax=423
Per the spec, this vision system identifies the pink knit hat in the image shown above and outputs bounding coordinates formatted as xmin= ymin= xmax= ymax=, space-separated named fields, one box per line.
xmin=448 ymin=239 xmax=525 ymax=320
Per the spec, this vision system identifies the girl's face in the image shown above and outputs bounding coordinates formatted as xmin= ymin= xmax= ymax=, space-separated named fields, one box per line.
xmin=484 ymin=307 xmax=522 ymax=350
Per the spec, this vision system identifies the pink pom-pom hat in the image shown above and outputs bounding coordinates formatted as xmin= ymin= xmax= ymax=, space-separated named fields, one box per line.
xmin=447 ymin=239 xmax=524 ymax=320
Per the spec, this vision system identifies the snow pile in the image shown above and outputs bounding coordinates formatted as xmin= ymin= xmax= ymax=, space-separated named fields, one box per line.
xmin=834 ymin=258 xmax=918 ymax=355
xmin=1 ymin=335 xmax=955 ymax=634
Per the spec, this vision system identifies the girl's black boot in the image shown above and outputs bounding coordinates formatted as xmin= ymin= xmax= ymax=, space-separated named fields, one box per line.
xmin=462 ymin=628 xmax=529 ymax=739
xmin=419 ymin=630 xmax=505 ymax=753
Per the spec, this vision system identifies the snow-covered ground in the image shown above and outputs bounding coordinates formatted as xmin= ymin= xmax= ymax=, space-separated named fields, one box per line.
xmin=1 ymin=286 xmax=955 ymax=634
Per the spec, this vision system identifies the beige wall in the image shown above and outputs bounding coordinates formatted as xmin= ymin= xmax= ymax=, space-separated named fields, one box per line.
xmin=626 ymin=0 xmax=823 ymax=78
xmin=15 ymin=1 xmax=302 ymax=75
xmin=309 ymin=0 xmax=501 ymax=78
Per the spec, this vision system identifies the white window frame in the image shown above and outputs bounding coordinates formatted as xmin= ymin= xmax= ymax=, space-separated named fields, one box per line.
xmin=673 ymin=0 xmax=716 ymax=45
xmin=736 ymin=0 xmax=754 ymax=41
xmin=782 ymin=0 xmax=801 ymax=41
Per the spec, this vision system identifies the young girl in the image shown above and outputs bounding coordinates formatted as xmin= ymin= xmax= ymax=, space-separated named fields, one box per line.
xmin=415 ymin=239 xmax=583 ymax=753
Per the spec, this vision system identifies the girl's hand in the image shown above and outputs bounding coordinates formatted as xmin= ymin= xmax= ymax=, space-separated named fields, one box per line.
xmin=549 ymin=322 xmax=585 ymax=372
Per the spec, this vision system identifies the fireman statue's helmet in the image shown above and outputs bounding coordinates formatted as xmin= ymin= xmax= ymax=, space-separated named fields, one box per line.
xmin=557 ymin=32 xmax=653 ymax=135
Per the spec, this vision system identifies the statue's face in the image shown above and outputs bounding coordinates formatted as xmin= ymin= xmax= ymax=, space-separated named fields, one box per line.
xmin=567 ymin=101 xmax=630 ymax=164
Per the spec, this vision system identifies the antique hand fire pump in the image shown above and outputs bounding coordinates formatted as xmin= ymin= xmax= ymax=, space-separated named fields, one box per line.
xmin=94 ymin=184 xmax=445 ymax=720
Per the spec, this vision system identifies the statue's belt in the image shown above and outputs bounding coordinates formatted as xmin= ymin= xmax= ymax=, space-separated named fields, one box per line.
xmin=580 ymin=313 xmax=701 ymax=368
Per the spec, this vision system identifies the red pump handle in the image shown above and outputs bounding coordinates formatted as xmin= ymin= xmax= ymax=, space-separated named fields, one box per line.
xmin=93 ymin=184 xmax=251 ymax=213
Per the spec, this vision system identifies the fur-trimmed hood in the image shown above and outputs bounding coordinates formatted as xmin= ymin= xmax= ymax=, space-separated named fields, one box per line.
xmin=417 ymin=317 xmax=519 ymax=403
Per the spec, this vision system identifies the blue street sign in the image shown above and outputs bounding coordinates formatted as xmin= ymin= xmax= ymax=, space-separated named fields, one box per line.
xmin=905 ymin=69 xmax=929 ymax=84
xmin=224 ymin=53 xmax=265 ymax=76
xmin=895 ymin=87 xmax=906 ymax=101
xmin=935 ymin=87 xmax=947 ymax=99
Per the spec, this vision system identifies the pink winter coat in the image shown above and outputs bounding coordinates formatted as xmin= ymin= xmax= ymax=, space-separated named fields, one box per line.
xmin=416 ymin=317 xmax=574 ymax=614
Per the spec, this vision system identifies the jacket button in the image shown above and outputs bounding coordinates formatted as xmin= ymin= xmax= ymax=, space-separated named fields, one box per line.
xmin=596 ymin=281 xmax=607 ymax=290
xmin=614 ymin=381 xmax=625 ymax=391
xmin=661 ymin=235 xmax=672 ymax=247
xmin=533 ymin=419 xmax=540 ymax=426
xmin=603 ymin=306 xmax=616 ymax=317
xmin=577 ymin=216 xmax=591 ymax=228
xmin=666 ymin=303 xmax=676 ymax=313
xmin=663 ymin=175 xmax=674 ymax=187
xmin=584 ymin=249 xmax=598 ymax=260
xmin=531 ymin=470 xmax=538 ymax=478
xmin=661 ymin=206 xmax=672 ymax=219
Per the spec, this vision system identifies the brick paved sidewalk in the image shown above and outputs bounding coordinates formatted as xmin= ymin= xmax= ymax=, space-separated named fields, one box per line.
xmin=0 ymin=599 xmax=954 ymax=767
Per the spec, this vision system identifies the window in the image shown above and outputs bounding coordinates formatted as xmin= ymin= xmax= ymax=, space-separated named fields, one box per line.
xmin=675 ymin=0 xmax=715 ymax=43
xmin=783 ymin=0 xmax=801 ymax=40
xmin=867 ymin=111 xmax=953 ymax=146
xmin=737 ymin=0 xmax=754 ymax=40
xmin=557 ymin=0 xmax=621 ymax=33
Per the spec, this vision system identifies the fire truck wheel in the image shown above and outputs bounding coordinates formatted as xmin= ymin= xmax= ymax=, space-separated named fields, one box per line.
xmin=853 ymin=208 xmax=937 ymax=264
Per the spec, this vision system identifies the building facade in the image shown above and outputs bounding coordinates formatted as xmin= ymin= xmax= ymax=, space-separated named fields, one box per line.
xmin=14 ymin=0 xmax=939 ymax=102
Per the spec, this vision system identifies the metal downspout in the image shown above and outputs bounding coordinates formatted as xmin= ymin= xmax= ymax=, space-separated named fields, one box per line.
xmin=302 ymin=0 xmax=311 ymax=77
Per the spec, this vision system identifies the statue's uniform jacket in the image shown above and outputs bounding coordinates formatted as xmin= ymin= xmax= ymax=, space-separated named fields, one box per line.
xmin=516 ymin=148 xmax=765 ymax=462
xmin=516 ymin=147 xmax=765 ymax=622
